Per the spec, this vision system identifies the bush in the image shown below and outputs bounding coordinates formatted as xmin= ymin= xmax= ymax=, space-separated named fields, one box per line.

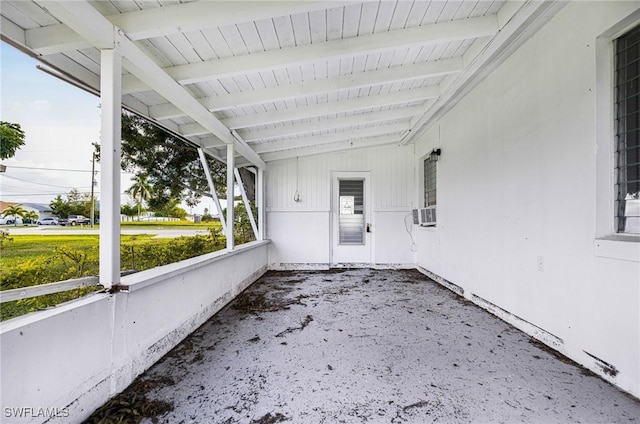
xmin=1 ymin=229 xmax=227 ymax=321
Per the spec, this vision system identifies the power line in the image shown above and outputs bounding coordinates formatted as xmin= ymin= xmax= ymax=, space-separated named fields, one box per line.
xmin=1 ymin=174 xmax=91 ymax=189
xmin=4 ymin=165 xmax=94 ymax=173
xmin=3 ymin=165 xmax=135 ymax=174
xmin=2 ymin=192 xmax=130 ymax=196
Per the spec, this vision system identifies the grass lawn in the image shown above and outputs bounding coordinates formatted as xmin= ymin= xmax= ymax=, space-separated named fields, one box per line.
xmin=0 ymin=234 xmax=158 ymax=267
xmin=0 ymin=232 xmax=226 ymax=321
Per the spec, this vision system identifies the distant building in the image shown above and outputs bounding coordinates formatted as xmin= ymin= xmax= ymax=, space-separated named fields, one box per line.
xmin=20 ymin=203 xmax=54 ymax=220
xmin=0 ymin=202 xmax=54 ymax=220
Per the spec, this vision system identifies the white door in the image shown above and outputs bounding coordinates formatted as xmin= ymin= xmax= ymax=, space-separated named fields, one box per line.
xmin=331 ymin=172 xmax=372 ymax=265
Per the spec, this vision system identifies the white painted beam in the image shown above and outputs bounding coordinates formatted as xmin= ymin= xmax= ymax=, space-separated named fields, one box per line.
xmin=261 ymin=134 xmax=403 ymax=162
xmin=226 ymin=144 xmax=235 ymax=251
xmin=165 ymin=15 xmax=498 ymax=85
xmin=146 ymin=58 xmax=462 ymax=119
xmin=98 ymin=49 xmax=121 ymax=289
xmin=257 ymin=168 xmax=264 ymax=241
xmin=238 ymin=105 xmax=425 ymax=142
xmin=253 ymin=122 xmax=411 ymax=154
xmin=222 ymin=86 xmax=438 ymax=130
xmin=234 ymin=168 xmax=258 ymax=240
xmin=25 ymin=22 xmax=91 ymax=55
xmin=1 ymin=16 xmax=26 ymax=45
xmin=36 ymin=0 xmax=265 ymax=169
xmin=197 ymin=148 xmax=226 ymax=233
xmin=26 ymin=1 xmax=344 ymax=55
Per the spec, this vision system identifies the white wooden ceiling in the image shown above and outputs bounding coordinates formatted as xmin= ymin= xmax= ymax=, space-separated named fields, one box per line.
xmin=0 ymin=1 xmax=564 ymax=167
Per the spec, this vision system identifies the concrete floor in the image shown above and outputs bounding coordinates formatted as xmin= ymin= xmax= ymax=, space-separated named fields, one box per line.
xmin=122 ymin=269 xmax=639 ymax=423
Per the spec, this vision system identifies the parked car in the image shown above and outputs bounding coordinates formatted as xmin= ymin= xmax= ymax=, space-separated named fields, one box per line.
xmin=57 ymin=218 xmax=69 ymax=226
xmin=36 ymin=217 xmax=59 ymax=225
xmin=0 ymin=217 xmax=23 ymax=225
xmin=67 ymin=215 xmax=91 ymax=225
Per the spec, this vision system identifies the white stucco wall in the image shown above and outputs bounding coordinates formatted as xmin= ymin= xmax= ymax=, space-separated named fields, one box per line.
xmin=413 ymin=1 xmax=640 ymax=398
xmin=0 ymin=241 xmax=269 ymax=423
xmin=265 ymin=144 xmax=416 ymax=269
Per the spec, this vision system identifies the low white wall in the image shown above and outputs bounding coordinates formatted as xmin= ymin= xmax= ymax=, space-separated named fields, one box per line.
xmin=414 ymin=1 xmax=640 ymax=398
xmin=0 ymin=241 xmax=269 ymax=423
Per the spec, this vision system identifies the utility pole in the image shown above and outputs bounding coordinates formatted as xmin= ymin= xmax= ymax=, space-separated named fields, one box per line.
xmin=90 ymin=152 xmax=97 ymax=228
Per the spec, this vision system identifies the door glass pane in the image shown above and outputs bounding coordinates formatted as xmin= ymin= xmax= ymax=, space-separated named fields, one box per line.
xmin=339 ymin=179 xmax=364 ymax=245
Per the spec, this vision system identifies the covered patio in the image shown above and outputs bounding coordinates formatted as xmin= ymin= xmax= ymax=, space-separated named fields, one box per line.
xmin=1 ymin=1 xmax=639 ymax=422
xmin=88 ymin=269 xmax=640 ymax=423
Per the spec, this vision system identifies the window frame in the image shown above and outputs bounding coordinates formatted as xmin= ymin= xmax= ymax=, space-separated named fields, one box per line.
xmin=594 ymin=12 xmax=640 ymax=261
xmin=423 ymin=156 xmax=437 ymax=208
xmin=614 ymin=24 xmax=640 ymax=234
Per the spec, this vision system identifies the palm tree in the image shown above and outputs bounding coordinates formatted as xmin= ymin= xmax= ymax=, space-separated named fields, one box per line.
xmin=126 ymin=174 xmax=152 ymax=220
xmin=23 ymin=210 xmax=39 ymax=225
xmin=2 ymin=205 xmax=26 ymax=226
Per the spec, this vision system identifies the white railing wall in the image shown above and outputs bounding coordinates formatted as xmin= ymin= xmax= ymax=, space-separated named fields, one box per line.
xmin=0 ymin=240 xmax=269 ymax=424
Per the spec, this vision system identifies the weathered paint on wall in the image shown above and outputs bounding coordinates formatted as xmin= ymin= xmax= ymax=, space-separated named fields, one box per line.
xmin=265 ymin=144 xmax=416 ymax=268
xmin=413 ymin=1 xmax=640 ymax=398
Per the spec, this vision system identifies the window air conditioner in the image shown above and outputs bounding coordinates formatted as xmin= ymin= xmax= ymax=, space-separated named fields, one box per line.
xmin=412 ymin=209 xmax=420 ymax=225
xmin=419 ymin=206 xmax=437 ymax=226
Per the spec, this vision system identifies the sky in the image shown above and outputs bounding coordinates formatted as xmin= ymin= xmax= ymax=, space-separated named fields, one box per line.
xmin=0 ymin=42 xmax=213 ymax=215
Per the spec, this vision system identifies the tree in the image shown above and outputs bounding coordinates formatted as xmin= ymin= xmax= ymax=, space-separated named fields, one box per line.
xmin=2 ymin=205 xmax=26 ymax=226
xmin=121 ymin=204 xmax=138 ymax=217
xmin=23 ymin=211 xmax=39 ymax=225
xmin=119 ymin=112 xmax=255 ymax=210
xmin=0 ymin=122 xmax=26 ymax=160
xmin=126 ymin=174 xmax=152 ymax=219
xmin=49 ymin=190 xmax=91 ymax=218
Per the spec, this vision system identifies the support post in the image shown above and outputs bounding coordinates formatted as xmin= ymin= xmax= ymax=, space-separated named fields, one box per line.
xmin=226 ymin=144 xmax=235 ymax=251
xmin=257 ymin=167 xmax=265 ymax=241
xmin=197 ymin=148 xmax=226 ymax=233
xmin=234 ymin=168 xmax=258 ymax=239
xmin=99 ymin=49 xmax=121 ymax=289
xmin=89 ymin=151 xmax=96 ymax=228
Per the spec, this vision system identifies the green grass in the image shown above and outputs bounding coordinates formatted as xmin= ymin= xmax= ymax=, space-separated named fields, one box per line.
xmin=0 ymin=234 xmax=155 ymax=267
xmin=0 ymin=231 xmax=227 ymax=321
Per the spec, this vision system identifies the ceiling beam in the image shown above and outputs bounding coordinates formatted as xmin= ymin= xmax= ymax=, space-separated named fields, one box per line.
xmin=163 ymin=15 xmax=498 ymax=86
xmin=221 ymin=86 xmax=438 ymax=130
xmin=253 ymin=122 xmax=411 ymax=154
xmin=146 ymin=58 xmax=462 ymax=119
xmin=181 ymin=104 xmax=424 ymax=140
xmin=238 ymin=105 xmax=425 ymax=142
xmin=26 ymin=1 xmax=344 ymax=55
xmin=1 ymin=16 xmax=26 ymax=45
xmin=261 ymin=133 xmax=403 ymax=162
xmin=35 ymin=0 xmax=265 ymax=169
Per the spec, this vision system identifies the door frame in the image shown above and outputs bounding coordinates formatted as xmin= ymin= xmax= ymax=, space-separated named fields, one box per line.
xmin=330 ymin=171 xmax=373 ymax=266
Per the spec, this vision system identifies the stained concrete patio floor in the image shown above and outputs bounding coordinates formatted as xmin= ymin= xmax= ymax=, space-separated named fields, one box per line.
xmin=122 ymin=269 xmax=639 ymax=423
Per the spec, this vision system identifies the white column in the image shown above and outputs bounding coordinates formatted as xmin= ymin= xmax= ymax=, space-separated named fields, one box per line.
xmin=99 ymin=49 xmax=121 ymax=288
xmin=257 ymin=168 xmax=265 ymax=241
xmin=226 ymin=144 xmax=235 ymax=251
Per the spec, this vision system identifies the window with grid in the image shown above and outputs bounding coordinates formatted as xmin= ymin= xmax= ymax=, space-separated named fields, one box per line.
xmin=423 ymin=158 xmax=437 ymax=207
xmin=615 ymin=24 xmax=640 ymax=234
